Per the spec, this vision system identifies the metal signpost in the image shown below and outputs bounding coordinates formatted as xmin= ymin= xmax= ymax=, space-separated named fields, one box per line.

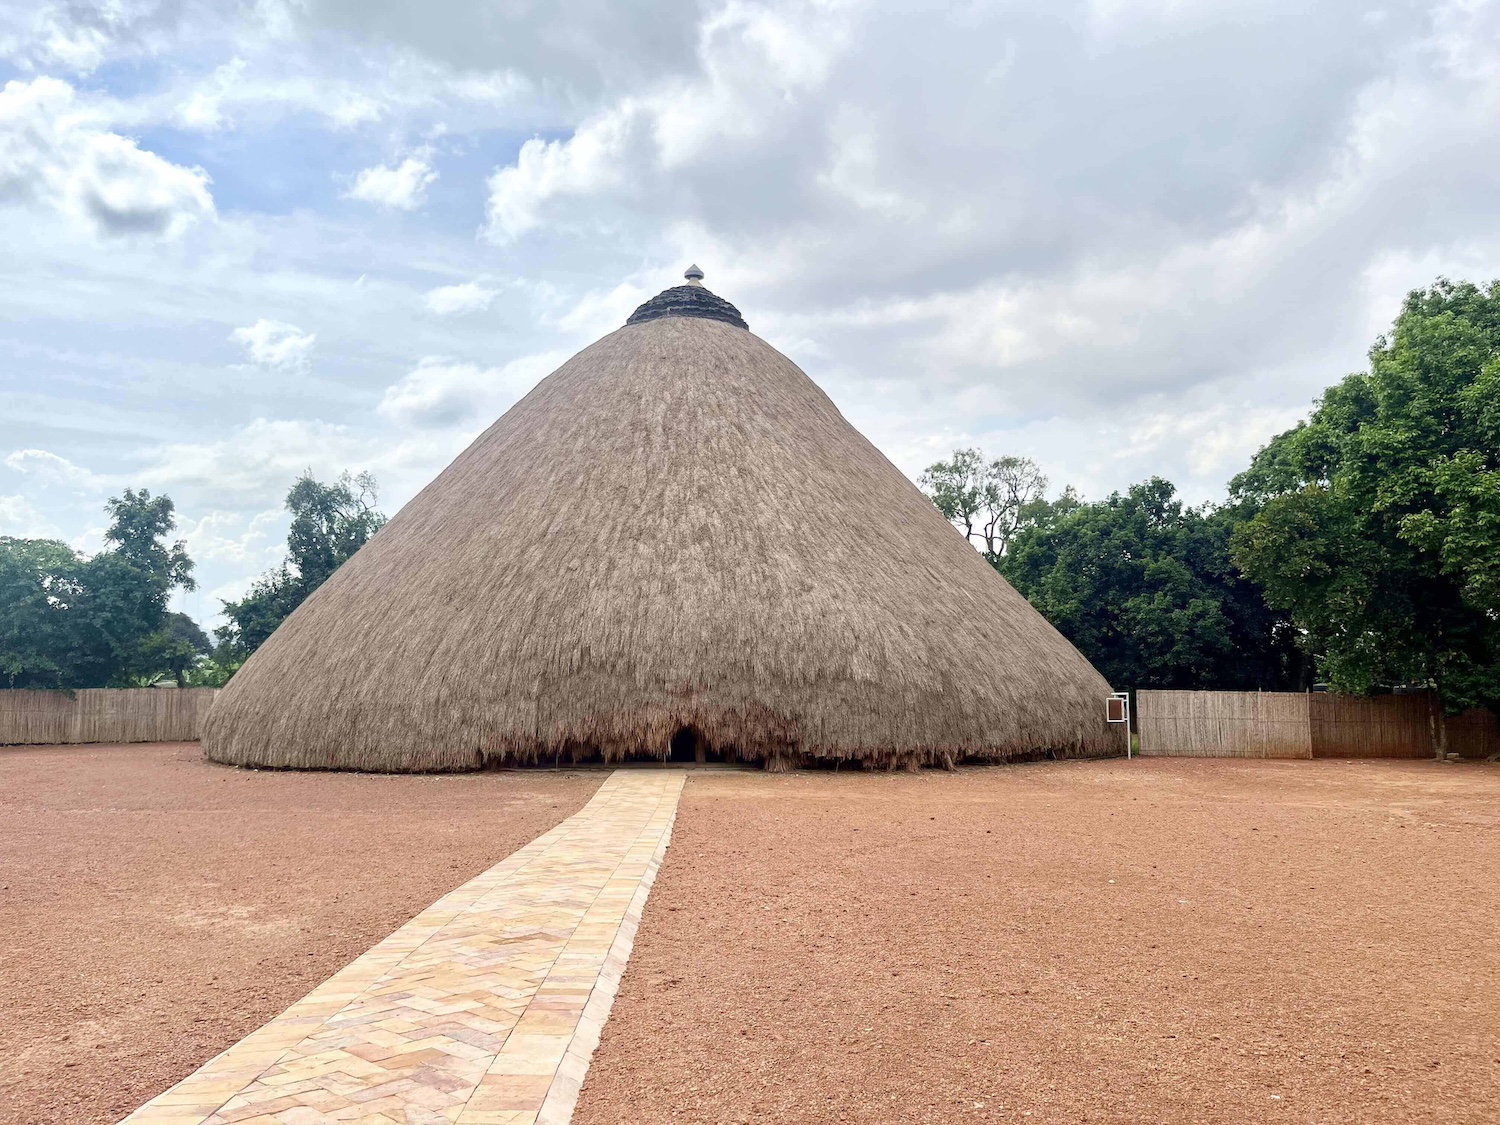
xmin=1107 ymin=691 xmax=1131 ymax=758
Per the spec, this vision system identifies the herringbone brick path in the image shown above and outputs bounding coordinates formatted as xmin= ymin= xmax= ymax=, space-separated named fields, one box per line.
xmin=118 ymin=769 xmax=685 ymax=1125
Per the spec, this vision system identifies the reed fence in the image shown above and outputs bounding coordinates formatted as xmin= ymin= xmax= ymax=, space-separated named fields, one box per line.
xmin=1138 ymin=689 xmax=1499 ymax=759
xmin=1136 ymin=690 xmax=1312 ymax=758
xmin=0 ymin=688 xmax=219 ymax=746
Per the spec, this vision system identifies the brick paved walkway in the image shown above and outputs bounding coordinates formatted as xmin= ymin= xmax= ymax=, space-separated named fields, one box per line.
xmin=119 ymin=770 xmax=685 ymax=1125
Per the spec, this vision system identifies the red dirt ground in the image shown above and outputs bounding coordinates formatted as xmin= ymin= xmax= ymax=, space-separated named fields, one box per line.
xmin=0 ymin=742 xmax=601 ymax=1125
xmin=575 ymin=758 xmax=1500 ymax=1124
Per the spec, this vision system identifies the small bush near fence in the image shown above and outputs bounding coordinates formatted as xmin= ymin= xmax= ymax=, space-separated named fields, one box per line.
xmin=0 ymin=688 xmax=219 ymax=746
xmin=1138 ymin=690 xmax=1499 ymax=759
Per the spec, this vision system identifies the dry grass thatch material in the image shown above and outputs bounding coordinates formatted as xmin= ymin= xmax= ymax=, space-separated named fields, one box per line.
xmin=203 ymin=304 xmax=1121 ymax=771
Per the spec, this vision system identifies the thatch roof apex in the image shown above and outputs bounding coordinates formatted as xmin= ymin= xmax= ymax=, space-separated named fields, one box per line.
xmin=627 ymin=272 xmax=747 ymax=330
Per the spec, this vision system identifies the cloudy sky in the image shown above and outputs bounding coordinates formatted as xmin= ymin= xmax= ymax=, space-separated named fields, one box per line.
xmin=3 ymin=0 xmax=1499 ymax=627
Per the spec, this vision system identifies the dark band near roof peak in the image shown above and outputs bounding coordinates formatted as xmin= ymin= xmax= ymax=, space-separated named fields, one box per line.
xmin=626 ymin=267 xmax=748 ymax=330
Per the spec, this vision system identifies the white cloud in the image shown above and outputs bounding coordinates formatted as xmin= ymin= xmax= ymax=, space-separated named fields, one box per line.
xmin=552 ymin=280 xmax=651 ymax=338
xmin=345 ymin=153 xmax=437 ymax=210
xmin=377 ymin=352 xmax=563 ymax=428
xmin=230 ymin=319 xmax=316 ymax=370
xmin=0 ymin=76 xmax=215 ymax=237
xmin=423 ymin=281 xmax=498 ymax=316
xmin=817 ymin=112 xmax=924 ymax=221
xmin=173 ymin=57 xmax=249 ymax=131
xmin=4 ymin=448 xmax=105 ymax=489
xmin=136 ymin=418 xmax=375 ymax=507
xmin=69 ymin=524 xmax=106 ymax=556
xmin=0 ymin=493 xmax=61 ymax=538
xmin=1124 ymin=399 xmax=1311 ymax=484
xmin=32 ymin=19 xmax=110 ymax=72
xmin=179 ymin=507 xmax=285 ymax=565
xmin=4 ymin=0 xmax=139 ymax=73
xmin=123 ymin=413 xmax=504 ymax=548
xmin=482 ymin=2 xmax=850 ymax=244
xmin=165 ymin=55 xmax=392 ymax=132
xmin=148 ymin=42 xmax=533 ymax=136
xmin=485 ymin=116 xmax=632 ymax=242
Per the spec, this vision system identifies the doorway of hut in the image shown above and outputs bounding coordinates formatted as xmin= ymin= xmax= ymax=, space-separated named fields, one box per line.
xmin=668 ymin=726 xmax=720 ymax=764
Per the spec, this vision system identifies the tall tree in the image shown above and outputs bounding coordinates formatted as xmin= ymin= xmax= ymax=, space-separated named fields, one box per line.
xmin=1231 ymin=278 xmax=1500 ymax=733
xmin=285 ymin=472 xmax=387 ymax=588
xmin=0 ymin=521 xmax=190 ymax=689
xmin=1000 ymin=478 xmax=1302 ymax=692
xmin=920 ymin=448 xmax=987 ymax=545
xmin=70 ymin=551 xmax=175 ymax=686
xmin=218 ymin=472 xmax=387 ymax=660
xmin=920 ymin=449 xmax=1049 ymax=561
xmin=98 ymin=489 xmax=198 ymax=684
xmin=984 ymin=455 xmax=1050 ymax=559
xmin=0 ymin=538 xmax=80 ymax=688
xmin=104 ymin=489 xmax=195 ymax=593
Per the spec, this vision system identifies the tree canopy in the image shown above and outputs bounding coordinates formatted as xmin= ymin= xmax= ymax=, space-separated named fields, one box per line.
xmin=1230 ymin=278 xmax=1500 ymax=715
xmin=0 ymin=473 xmax=384 ymax=689
xmin=104 ymin=489 xmax=195 ymax=593
xmin=919 ymin=449 xmax=1051 ymax=562
xmin=216 ymin=472 xmax=387 ymax=662
xmin=996 ymin=478 xmax=1301 ymax=691
xmin=0 ymin=537 xmax=84 ymax=688
xmin=0 ymin=490 xmax=198 ymax=688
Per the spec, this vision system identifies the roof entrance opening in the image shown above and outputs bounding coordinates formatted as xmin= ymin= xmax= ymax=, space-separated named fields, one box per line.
xmin=669 ymin=726 xmax=705 ymax=763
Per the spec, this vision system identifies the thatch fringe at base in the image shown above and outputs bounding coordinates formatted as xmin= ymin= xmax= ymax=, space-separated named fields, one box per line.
xmin=205 ymin=701 xmax=1126 ymax=772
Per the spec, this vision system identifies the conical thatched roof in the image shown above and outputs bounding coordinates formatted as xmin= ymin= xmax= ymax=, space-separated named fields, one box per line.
xmin=203 ymin=274 xmax=1122 ymax=772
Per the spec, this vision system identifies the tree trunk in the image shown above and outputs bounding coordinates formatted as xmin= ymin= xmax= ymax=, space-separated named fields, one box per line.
xmin=1427 ymin=691 xmax=1449 ymax=760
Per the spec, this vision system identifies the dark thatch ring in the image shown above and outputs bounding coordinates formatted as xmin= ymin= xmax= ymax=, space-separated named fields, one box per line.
xmin=626 ymin=284 xmax=748 ymax=330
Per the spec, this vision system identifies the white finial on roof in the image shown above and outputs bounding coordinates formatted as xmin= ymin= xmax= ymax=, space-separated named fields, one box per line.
xmin=684 ymin=264 xmax=704 ymax=286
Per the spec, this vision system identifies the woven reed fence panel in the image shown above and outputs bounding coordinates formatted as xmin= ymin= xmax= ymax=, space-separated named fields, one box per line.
xmin=1445 ymin=707 xmax=1500 ymax=759
xmin=1139 ymin=689 xmax=1498 ymax=759
xmin=0 ymin=689 xmax=219 ymax=746
xmin=1137 ymin=690 xmax=1313 ymax=758
xmin=1309 ymin=692 xmax=1432 ymax=759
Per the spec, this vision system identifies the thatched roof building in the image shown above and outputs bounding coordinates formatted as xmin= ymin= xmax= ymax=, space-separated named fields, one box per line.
xmin=203 ymin=270 xmax=1122 ymax=771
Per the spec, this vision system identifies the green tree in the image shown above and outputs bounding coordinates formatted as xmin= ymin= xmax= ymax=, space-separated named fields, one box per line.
xmin=184 ymin=654 xmax=241 ymax=688
xmin=0 ymin=538 xmax=80 ymax=687
xmin=1000 ymin=478 xmax=1302 ymax=691
xmin=69 ymin=551 xmax=169 ymax=686
xmin=134 ymin=612 xmax=212 ymax=687
xmin=104 ymin=489 xmax=195 ymax=592
xmin=216 ymin=565 xmax=303 ymax=658
xmin=0 ymin=536 xmax=169 ymax=688
xmin=1231 ymin=278 xmax=1500 ymax=738
xmin=0 ymin=491 xmax=201 ymax=688
xmin=99 ymin=489 xmax=198 ymax=685
xmin=217 ymin=472 xmax=387 ymax=661
xmin=284 ymin=472 xmax=386 ymax=588
xmin=920 ymin=449 xmax=1049 ymax=561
